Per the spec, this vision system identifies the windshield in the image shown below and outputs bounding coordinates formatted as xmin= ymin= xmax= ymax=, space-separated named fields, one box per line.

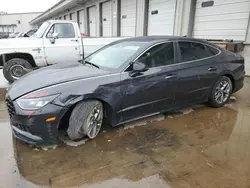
xmin=85 ymin=41 xmax=146 ymax=69
xmin=33 ymin=22 xmax=50 ymax=38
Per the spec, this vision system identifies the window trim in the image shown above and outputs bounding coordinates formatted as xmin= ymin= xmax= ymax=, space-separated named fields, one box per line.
xmin=122 ymin=40 xmax=221 ymax=72
xmin=176 ymin=40 xmax=221 ymax=65
xmin=45 ymin=23 xmax=76 ymax=39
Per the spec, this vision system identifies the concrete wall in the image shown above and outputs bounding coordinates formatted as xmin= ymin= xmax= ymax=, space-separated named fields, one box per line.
xmin=0 ymin=12 xmax=42 ymax=33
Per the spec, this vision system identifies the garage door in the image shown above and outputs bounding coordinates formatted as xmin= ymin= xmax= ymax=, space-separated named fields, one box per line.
xmin=88 ymin=6 xmax=97 ymax=37
xmin=70 ymin=12 xmax=77 ymax=22
xmin=101 ymin=0 xmax=113 ymax=37
xmin=78 ymin=10 xmax=85 ymax=34
xmin=193 ymin=0 xmax=250 ymax=41
xmin=147 ymin=0 xmax=176 ymax=35
xmin=120 ymin=0 xmax=137 ymax=36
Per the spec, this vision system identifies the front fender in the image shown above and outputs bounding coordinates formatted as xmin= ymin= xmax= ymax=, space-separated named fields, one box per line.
xmin=0 ymin=49 xmax=14 ymax=66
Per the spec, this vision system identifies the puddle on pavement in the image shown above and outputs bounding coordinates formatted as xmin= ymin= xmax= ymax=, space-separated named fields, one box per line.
xmin=0 ymin=78 xmax=250 ymax=187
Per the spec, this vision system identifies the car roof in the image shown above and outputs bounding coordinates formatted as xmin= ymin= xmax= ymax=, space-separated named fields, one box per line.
xmin=122 ymin=35 xmax=206 ymax=42
xmin=118 ymin=35 xmax=219 ymax=48
xmin=49 ymin=20 xmax=77 ymax=24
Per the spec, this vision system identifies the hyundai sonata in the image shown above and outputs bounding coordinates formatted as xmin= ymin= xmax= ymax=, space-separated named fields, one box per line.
xmin=5 ymin=36 xmax=245 ymax=146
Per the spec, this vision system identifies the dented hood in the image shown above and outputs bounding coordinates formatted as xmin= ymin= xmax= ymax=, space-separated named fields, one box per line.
xmin=8 ymin=62 xmax=110 ymax=100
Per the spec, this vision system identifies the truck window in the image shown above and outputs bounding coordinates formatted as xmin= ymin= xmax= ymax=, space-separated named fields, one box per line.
xmin=47 ymin=23 xmax=75 ymax=38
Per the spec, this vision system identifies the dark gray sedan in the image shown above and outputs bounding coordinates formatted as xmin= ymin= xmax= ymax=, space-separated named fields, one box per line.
xmin=6 ymin=36 xmax=245 ymax=146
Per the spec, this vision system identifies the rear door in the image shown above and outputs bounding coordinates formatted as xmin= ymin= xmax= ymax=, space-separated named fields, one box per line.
xmin=43 ymin=23 xmax=81 ymax=64
xmin=121 ymin=42 xmax=178 ymax=121
xmin=175 ymin=41 xmax=221 ymax=104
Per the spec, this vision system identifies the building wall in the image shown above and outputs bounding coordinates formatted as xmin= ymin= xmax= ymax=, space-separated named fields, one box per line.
xmin=33 ymin=0 xmax=192 ymax=38
xmin=0 ymin=12 xmax=42 ymax=33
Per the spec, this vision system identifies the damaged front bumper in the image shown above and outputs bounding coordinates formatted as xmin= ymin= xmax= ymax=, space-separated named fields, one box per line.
xmin=6 ymin=97 xmax=68 ymax=146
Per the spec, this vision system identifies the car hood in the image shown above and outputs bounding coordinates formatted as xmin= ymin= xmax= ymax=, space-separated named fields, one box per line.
xmin=0 ymin=37 xmax=40 ymax=51
xmin=8 ymin=62 xmax=111 ymax=100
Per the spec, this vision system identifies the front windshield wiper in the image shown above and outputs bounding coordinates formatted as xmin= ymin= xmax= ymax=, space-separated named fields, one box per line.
xmin=84 ymin=61 xmax=100 ymax=69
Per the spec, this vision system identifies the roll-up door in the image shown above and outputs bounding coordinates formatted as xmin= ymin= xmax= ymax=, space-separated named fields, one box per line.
xmin=101 ymin=0 xmax=113 ymax=37
xmin=78 ymin=10 xmax=85 ymax=34
xmin=120 ymin=0 xmax=137 ymax=36
xmin=88 ymin=6 xmax=97 ymax=37
xmin=147 ymin=0 xmax=176 ymax=35
xmin=193 ymin=0 xmax=250 ymax=41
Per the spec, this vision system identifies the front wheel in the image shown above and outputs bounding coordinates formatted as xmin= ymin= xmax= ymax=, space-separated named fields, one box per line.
xmin=209 ymin=76 xmax=232 ymax=108
xmin=67 ymin=100 xmax=103 ymax=140
xmin=3 ymin=58 xmax=32 ymax=83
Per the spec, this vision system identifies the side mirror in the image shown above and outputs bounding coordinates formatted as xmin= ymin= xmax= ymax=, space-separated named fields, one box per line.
xmin=133 ymin=61 xmax=148 ymax=72
xmin=129 ymin=61 xmax=148 ymax=77
xmin=50 ymin=33 xmax=58 ymax=44
xmin=52 ymin=32 xmax=59 ymax=39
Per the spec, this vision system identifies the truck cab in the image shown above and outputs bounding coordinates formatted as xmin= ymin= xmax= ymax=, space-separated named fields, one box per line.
xmin=0 ymin=20 xmax=122 ymax=83
xmin=36 ymin=20 xmax=83 ymax=66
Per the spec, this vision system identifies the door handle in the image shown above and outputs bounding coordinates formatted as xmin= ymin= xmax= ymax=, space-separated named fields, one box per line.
xmin=165 ymin=75 xmax=177 ymax=79
xmin=71 ymin=39 xmax=78 ymax=42
xmin=208 ymin=67 xmax=217 ymax=71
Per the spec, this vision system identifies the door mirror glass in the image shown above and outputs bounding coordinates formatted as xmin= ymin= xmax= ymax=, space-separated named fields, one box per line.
xmin=133 ymin=61 xmax=148 ymax=72
xmin=50 ymin=32 xmax=58 ymax=44
xmin=52 ymin=32 xmax=58 ymax=39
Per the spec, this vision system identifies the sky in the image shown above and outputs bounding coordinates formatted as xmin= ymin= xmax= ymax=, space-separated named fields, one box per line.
xmin=0 ymin=0 xmax=60 ymax=13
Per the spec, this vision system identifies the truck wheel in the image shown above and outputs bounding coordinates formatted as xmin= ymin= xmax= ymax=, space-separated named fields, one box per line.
xmin=67 ymin=100 xmax=103 ymax=140
xmin=3 ymin=58 xmax=32 ymax=83
xmin=208 ymin=76 xmax=232 ymax=108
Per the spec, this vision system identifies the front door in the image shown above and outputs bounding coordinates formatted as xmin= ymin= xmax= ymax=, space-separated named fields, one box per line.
xmin=120 ymin=42 xmax=178 ymax=122
xmin=43 ymin=23 xmax=81 ymax=65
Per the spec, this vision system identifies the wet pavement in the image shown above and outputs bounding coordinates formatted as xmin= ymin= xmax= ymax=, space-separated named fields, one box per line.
xmin=0 ymin=78 xmax=250 ymax=188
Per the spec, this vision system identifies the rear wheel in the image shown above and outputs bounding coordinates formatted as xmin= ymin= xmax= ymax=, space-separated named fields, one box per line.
xmin=3 ymin=58 xmax=32 ymax=83
xmin=209 ymin=76 xmax=232 ymax=108
xmin=67 ymin=100 xmax=103 ymax=140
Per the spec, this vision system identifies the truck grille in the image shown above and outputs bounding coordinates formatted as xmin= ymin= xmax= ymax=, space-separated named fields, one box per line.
xmin=5 ymin=98 xmax=16 ymax=118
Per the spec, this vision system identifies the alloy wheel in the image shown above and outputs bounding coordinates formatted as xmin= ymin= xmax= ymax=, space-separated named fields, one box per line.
xmin=86 ymin=105 xmax=103 ymax=139
xmin=214 ymin=80 xmax=231 ymax=104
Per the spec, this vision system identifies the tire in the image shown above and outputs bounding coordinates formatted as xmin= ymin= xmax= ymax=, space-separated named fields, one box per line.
xmin=208 ymin=76 xmax=232 ymax=108
xmin=67 ymin=100 xmax=103 ymax=140
xmin=3 ymin=58 xmax=32 ymax=83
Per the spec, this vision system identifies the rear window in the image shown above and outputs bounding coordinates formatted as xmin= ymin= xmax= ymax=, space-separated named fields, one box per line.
xmin=179 ymin=41 xmax=219 ymax=62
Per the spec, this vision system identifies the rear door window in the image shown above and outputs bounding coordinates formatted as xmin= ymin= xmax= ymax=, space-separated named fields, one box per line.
xmin=178 ymin=41 xmax=219 ymax=62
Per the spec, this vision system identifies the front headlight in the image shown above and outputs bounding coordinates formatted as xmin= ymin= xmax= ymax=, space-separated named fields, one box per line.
xmin=17 ymin=94 xmax=59 ymax=110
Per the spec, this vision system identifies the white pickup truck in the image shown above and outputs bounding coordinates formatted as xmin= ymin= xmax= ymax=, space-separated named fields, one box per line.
xmin=0 ymin=20 xmax=123 ymax=83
